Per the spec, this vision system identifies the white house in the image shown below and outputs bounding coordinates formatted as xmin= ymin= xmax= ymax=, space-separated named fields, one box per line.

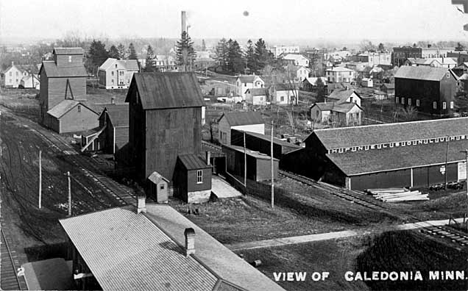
xmin=20 ymin=74 xmax=40 ymax=89
xmin=245 ymin=88 xmax=268 ymax=105
xmin=1 ymin=62 xmax=29 ymax=88
xmin=270 ymin=83 xmax=299 ymax=105
xmin=295 ymin=66 xmax=310 ymax=83
xmin=217 ymin=111 xmax=265 ymax=145
xmin=236 ymin=75 xmax=265 ymax=99
xmin=282 ymin=54 xmax=310 ymax=67
xmin=273 ymin=46 xmax=300 ymax=58
xmin=310 ymin=102 xmax=362 ymax=126
xmin=98 ymin=58 xmax=139 ymax=89
xmin=326 ymin=67 xmax=356 ymax=83
xmin=326 ymin=89 xmax=362 ymax=106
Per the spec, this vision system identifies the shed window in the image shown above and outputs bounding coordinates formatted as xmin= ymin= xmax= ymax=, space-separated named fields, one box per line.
xmin=396 ymin=97 xmax=399 ymax=104
xmin=69 ymin=56 xmax=72 ymax=62
xmin=401 ymin=97 xmax=405 ymax=105
xmin=443 ymin=102 xmax=447 ymax=109
xmin=433 ymin=101 xmax=437 ymax=109
xmin=408 ymin=98 xmax=412 ymax=106
xmin=416 ymin=99 xmax=420 ymax=107
xmin=450 ymin=101 xmax=454 ymax=109
xmin=160 ymin=184 xmax=165 ymax=190
xmin=197 ymin=170 xmax=203 ymax=184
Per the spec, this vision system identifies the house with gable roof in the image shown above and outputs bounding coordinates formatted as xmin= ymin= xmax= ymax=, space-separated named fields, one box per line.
xmin=235 ymin=75 xmax=265 ymax=99
xmin=98 ymin=58 xmax=140 ymax=89
xmin=39 ymin=47 xmax=99 ymax=133
xmin=310 ymin=89 xmax=362 ymax=126
xmin=394 ymin=66 xmax=458 ymax=116
xmin=217 ymin=111 xmax=265 ymax=145
xmin=245 ymin=88 xmax=268 ymax=105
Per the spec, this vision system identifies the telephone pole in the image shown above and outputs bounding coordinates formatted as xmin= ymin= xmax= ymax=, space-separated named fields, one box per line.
xmin=66 ymin=171 xmax=72 ymax=216
xmin=38 ymin=150 xmax=42 ymax=208
xmin=271 ymin=121 xmax=275 ymax=209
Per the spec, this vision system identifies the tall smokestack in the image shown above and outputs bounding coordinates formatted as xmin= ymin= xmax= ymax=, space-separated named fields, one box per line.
xmin=181 ymin=11 xmax=187 ymax=35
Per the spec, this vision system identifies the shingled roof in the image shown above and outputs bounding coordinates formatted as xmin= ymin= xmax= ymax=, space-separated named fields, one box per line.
xmin=126 ymin=72 xmax=204 ymax=110
xmin=328 ymin=139 xmax=468 ymax=176
xmin=100 ymin=104 xmax=129 ymax=127
xmin=53 ymin=47 xmax=84 ymax=55
xmin=218 ymin=111 xmax=264 ymax=126
xmin=394 ymin=66 xmax=457 ymax=82
xmin=308 ymin=117 xmax=468 ymax=150
xmin=40 ymin=61 xmax=87 ymax=78
xmin=327 ymin=89 xmax=360 ymax=103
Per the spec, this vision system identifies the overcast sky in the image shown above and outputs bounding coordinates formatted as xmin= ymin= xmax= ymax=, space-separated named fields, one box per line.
xmin=2 ymin=0 xmax=468 ymax=42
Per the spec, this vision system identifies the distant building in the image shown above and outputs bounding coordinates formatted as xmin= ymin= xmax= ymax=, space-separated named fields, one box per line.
xmin=98 ymin=104 xmax=129 ymax=154
xmin=218 ymin=111 xmax=265 ymax=145
xmin=273 ymin=45 xmax=300 ymax=58
xmin=153 ymin=54 xmax=178 ymax=71
xmin=392 ymin=46 xmax=422 ymax=67
xmin=98 ymin=58 xmax=139 ymax=89
xmin=269 ymin=83 xmax=299 ymax=105
xmin=245 ymin=88 xmax=268 ymax=105
xmin=421 ymin=47 xmax=453 ymax=59
xmin=404 ymin=57 xmax=457 ymax=69
xmin=282 ymin=54 xmax=310 ymax=67
xmin=325 ymin=67 xmax=356 ymax=83
xmin=310 ymin=102 xmax=362 ymax=126
xmin=1 ymin=62 xmax=28 ymax=88
xmin=447 ymin=51 xmax=468 ymax=66
xmin=394 ymin=66 xmax=458 ymax=116
xmin=302 ymin=77 xmax=328 ymax=92
xmin=235 ymin=75 xmax=264 ymax=99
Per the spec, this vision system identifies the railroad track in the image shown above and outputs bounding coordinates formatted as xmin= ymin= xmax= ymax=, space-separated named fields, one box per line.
xmin=420 ymin=224 xmax=468 ymax=247
xmin=1 ymin=229 xmax=26 ymax=290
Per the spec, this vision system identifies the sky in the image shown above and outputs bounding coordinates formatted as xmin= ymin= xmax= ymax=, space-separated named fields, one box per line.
xmin=2 ymin=0 xmax=468 ymax=43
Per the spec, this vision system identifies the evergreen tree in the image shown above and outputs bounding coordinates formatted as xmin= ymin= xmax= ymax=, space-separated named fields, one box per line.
xmin=315 ymin=78 xmax=326 ymax=102
xmin=128 ymin=43 xmax=138 ymax=60
xmin=117 ymin=43 xmax=126 ymax=59
xmin=215 ymin=38 xmax=229 ymax=72
xmin=202 ymin=39 xmax=207 ymax=51
xmin=86 ymin=40 xmax=110 ymax=74
xmin=175 ymin=31 xmax=196 ymax=71
xmin=245 ymin=39 xmax=256 ymax=74
xmin=254 ymin=38 xmax=270 ymax=73
xmin=226 ymin=39 xmax=245 ymax=73
xmin=378 ymin=43 xmax=385 ymax=52
xmin=108 ymin=45 xmax=120 ymax=59
xmin=144 ymin=45 xmax=157 ymax=72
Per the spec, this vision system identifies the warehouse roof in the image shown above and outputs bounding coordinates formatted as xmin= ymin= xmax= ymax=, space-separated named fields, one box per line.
xmin=394 ymin=66 xmax=456 ymax=81
xmin=232 ymin=129 xmax=302 ymax=152
xmin=47 ymin=100 xmax=97 ymax=119
xmin=126 ymin=72 xmax=204 ymax=110
xmin=308 ymin=117 xmax=468 ymax=150
xmin=328 ymin=139 xmax=468 ymax=176
xmin=53 ymin=47 xmax=84 ymax=55
xmin=39 ymin=61 xmax=88 ymax=78
xmin=218 ymin=111 xmax=264 ymax=126
xmin=60 ymin=205 xmax=285 ymax=291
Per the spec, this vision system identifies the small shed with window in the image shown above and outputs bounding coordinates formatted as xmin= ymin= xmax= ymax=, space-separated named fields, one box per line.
xmin=173 ymin=154 xmax=212 ymax=204
xmin=146 ymin=171 xmax=169 ymax=203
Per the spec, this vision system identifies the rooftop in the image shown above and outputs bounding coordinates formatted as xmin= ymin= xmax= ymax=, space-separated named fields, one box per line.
xmin=40 ymin=61 xmax=88 ymax=78
xmin=394 ymin=66 xmax=456 ymax=82
xmin=219 ymin=111 xmax=264 ymax=126
xmin=100 ymin=104 xmax=129 ymax=127
xmin=222 ymin=144 xmax=279 ymax=161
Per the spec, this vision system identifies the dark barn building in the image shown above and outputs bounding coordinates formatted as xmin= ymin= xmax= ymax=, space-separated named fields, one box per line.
xmin=230 ymin=129 xmax=301 ymax=160
xmin=282 ymin=118 xmax=468 ymax=190
xmin=39 ymin=47 xmax=90 ymax=131
xmin=222 ymin=144 xmax=279 ymax=182
xmin=394 ymin=66 xmax=458 ymax=116
xmin=98 ymin=104 xmax=129 ymax=154
xmin=173 ymin=154 xmax=212 ymax=203
xmin=125 ymin=72 xmax=205 ymax=184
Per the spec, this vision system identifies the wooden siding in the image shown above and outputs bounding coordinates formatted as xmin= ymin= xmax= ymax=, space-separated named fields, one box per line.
xmin=349 ymin=170 xmax=411 ymax=190
xmin=39 ymin=70 xmax=49 ymax=121
xmin=129 ymin=91 xmax=146 ymax=181
xmin=144 ymin=107 xmax=202 ymax=182
xmin=56 ymin=105 xmax=99 ymax=133
xmin=47 ymin=77 xmax=86 ymax=111
xmin=231 ymin=130 xmax=283 ymax=159
xmin=114 ymin=127 xmax=129 ymax=153
xmin=187 ymin=168 xmax=211 ymax=192
xmin=55 ymin=55 xmax=83 ymax=67
xmin=224 ymin=147 xmax=278 ymax=182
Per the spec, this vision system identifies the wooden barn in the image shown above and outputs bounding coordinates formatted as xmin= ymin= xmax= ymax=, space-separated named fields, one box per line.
xmin=222 ymin=144 xmax=279 ymax=182
xmin=125 ymin=72 xmax=206 ymax=183
xmin=217 ymin=111 xmax=265 ymax=145
xmin=394 ymin=66 xmax=458 ymax=116
xmin=230 ymin=129 xmax=301 ymax=160
xmin=45 ymin=100 xmax=98 ymax=134
xmin=281 ymin=117 xmax=468 ymax=190
xmin=173 ymin=154 xmax=212 ymax=204
xmin=98 ymin=104 xmax=129 ymax=154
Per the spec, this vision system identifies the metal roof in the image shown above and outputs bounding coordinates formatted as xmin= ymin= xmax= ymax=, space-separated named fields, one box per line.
xmin=222 ymin=144 xmax=279 ymax=161
xmin=53 ymin=47 xmax=84 ymax=55
xmin=308 ymin=117 xmax=468 ymax=150
xmin=218 ymin=111 xmax=264 ymax=126
xmin=178 ymin=154 xmax=209 ymax=170
xmin=147 ymin=171 xmax=169 ymax=183
xmin=40 ymin=61 xmax=88 ymax=78
xmin=47 ymin=100 xmax=80 ymax=118
xmin=328 ymin=139 xmax=468 ymax=176
xmin=60 ymin=207 xmax=218 ymax=291
xmin=126 ymin=72 xmax=204 ymax=110
xmin=394 ymin=66 xmax=456 ymax=81
xmin=100 ymin=104 xmax=129 ymax=127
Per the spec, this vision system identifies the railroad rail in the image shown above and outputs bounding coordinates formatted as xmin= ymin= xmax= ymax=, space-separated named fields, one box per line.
xmin=1 ymin=229 xmax=25 ymax=290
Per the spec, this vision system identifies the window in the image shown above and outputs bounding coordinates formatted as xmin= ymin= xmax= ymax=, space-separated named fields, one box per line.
xmin=416 ymin=99 xmax=420 ymax=107
xmin=9 ymin=72 xmax=12 ymax=76
xmin=77 ymin=105 xmax=81 ymax=113
xmin=197 ymin=170 xmax=203 ymax=184
xmin=396 ymin=97 xmax=399 ymax=103
xmin=408 ymin=98 xmax=412 ymax=106
xmin=443 ymin=102 xmax=447 ymax=109
xmin=69 ymin=56 xmax=72 ymax=62
xmin=450 ymin=101 xmax=454 ymax=109
xmin=112 ymin=71 xmax=114 ymax=76
xmin=401 ymin=97 xmax=405 ymax=105
xmin=433 ymin=101 xmax=437 ymax=109
xmin=115 ymin=64 xmax=117 ymax=68
xmin=159 ymin=184 xmax=165 ymax=190
xmin=281 ymin=96 xmax=285 ymax=102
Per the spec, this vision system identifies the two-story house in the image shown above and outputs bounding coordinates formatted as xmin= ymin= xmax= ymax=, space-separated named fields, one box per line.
xmin=1 ymin=62 xmax=28 ymax=88
xmin=235 ymin=75 xmax=265 ymax=99
xmin=98 ymin=58 xmax=139 ymax=89
xmin=326 ymin=67 xmax=356 ymax=83
xmin=310 ymin=89 xmax=363 ymax=126
xmin=282 ymin=54 xmax=310 ymax=67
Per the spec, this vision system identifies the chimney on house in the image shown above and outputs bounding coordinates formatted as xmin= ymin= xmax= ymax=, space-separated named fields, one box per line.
xmin=205 ymin=151 xmax=211 ymax=165
xmin=181 ymin=11 xmax=187 ymax=35
xmin=137 ymin=194 xmax=146 ymax=214
xmin=184 ymin=228 xmax=195 ymax=256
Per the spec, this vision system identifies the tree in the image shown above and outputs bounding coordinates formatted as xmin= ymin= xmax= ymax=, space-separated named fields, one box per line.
xmin=254 ymin=38 xmax=271 ymax=73
xmin=215 ymin=38 xmax=229 ymax=72
xmin=399 ymin=106 xmax=418 ymax=121
xmin=315 ymin=78 xmax=326 ymax=102
xmin=360 ymin=39 xmax=376 ymax=52
xmin=108 ymin=45 xmax=120 ymax=59
xmin=127 ymin=43 xmax=138 ymax=60
xmin=226 ymin=39 xmax=245 ymax=73
xmin=86 ymin=40 xmax=110 ymax=74
xmin=245 ymin=39 xmax=256 ymax=74
xmin=117 ymin=43 xmax=126 ymax=59
xmin=378 ymin=43 xmax=385 ymax=52
xmin=175 ymin=31 xmax=196 ymax=71
xmin=144 ymin=45 xmax=157 ymax=72
xmin=201 ymin=39 xmax=207 ymax=51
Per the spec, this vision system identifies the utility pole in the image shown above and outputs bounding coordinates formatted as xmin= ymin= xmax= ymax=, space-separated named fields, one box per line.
xmin=445 ymin=136 xmax=449 ymax=190
xmin=38 ymin=150 xmax=42 ymax=209
xmin=461 ymin=150 xmax=468 ymax=219
xmin=271 ymin=121 xmax=275 ymax=209
xmin=243 ymin=131 xmax=247 ymax=188
xmin=66 ymin=171 xmax=72 ymax=216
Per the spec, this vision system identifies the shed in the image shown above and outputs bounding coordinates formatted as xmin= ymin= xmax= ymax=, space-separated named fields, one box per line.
xmin=173 ymin=154 xmax=212 ymax=204
xmin=146 ymin=171 xmax=169 ymax=203
xmin=217 ymin=111 xmax=265 ymax=145
xmin=45 ymin=100 xmax=99 ymax=134
xmin=245 ymin=88 xmax=268 ymax=105
xmin=222 ymin=144 xmax=279 ymax=182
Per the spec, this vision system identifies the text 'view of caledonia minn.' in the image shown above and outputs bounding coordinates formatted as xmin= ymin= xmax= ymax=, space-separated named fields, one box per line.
xmin=4 ymin=0 xmax=468 ymax=290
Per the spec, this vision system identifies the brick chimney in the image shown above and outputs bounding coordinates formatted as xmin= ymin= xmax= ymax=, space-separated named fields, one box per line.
xmin=137 ymin=194 xmax=146 ymax=214
xmin=205 ymin=151 xmax=211 ymax=165
xmin=184 ymin=228 xmax=195 ymax=257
